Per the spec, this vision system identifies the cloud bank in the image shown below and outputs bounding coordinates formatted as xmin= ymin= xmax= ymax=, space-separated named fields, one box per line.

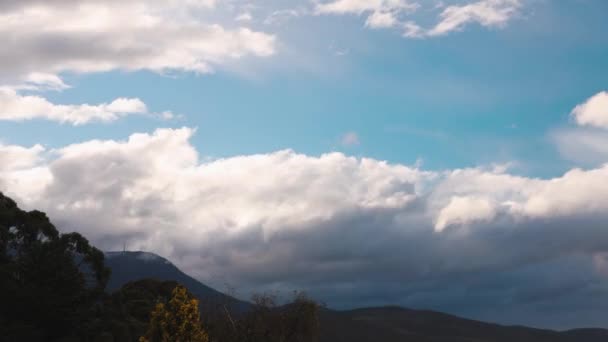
xmin=3 ymin=125 xmax=608 ymax=328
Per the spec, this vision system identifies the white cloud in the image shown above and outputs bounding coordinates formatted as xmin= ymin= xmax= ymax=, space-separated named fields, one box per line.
xmin=571 ymin=91 xmax=608 ymax=130
xmin=315 ymin=0 xmax=419 ymax=29
xmin=264 ymin=9 xmax=305 ymax=25
xmin=402 ymin=20 xmax=425 ymax=38
xmin=3 ymin=127 xmax=608 ymax=309
xmin=315 ymin=0 xmax=521 ymax=38
xmin=315 ymin=0 xmax=419 ymax=17
xmin=0 ymin=144 xmax=45 ymax=172
xmin=553 ymin=128 xmax=608 ymax=166
xmin=553 ymin=92 xmax=608 ymax=165
xmin=0 ymin=143 xmax=51 ymax=203
xmin=0 ymin=0 xmax=276 ymax=85
xmin=435 ymin=195 xmax=496 ymax=231
xmin=0 ymin=88 xmax=155 ymax=125
xmin=428 ymin=0 xmax=522 ymax=36
xmin=365 ymin=10 xmax=400 ymax=28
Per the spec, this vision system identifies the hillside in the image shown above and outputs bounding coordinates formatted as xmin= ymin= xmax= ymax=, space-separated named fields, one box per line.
xmin=319 ymin=307 xmax=608 ymax=342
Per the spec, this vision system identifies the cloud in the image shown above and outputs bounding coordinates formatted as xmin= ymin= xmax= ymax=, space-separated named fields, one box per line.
xmin=314 ymin=0 xmax=521 ymax=38
xmin=570 ymin=91 xmax=608 ymax=130
xmin=553 ymin=91 xmax=608 ymax=165
xmin=0 ymin=0 xmax=276 ymax=85
xmin=315 ymin=0 xmax=419 ymax=17
xmin=340 ymin=131 xmax=361 ymax=146
xmin=427 ymin=0 xmax=522 ymax=36
xmin=553 ymin=128 xmax=608 ymax=166
xmin=315 ymin=0 xmax=419 ymax=29
xmin=264 ymin=8 xmax=306 ymax=25
xmin=0 ymin=88 xmax=160 ymax=125
xmin=4 ymin=127 xmax=608 ymax=327
xmin=0 ymin=144 xmax=45 ymax=172
xmin=434 ymin=195 xmax=496 ymax=232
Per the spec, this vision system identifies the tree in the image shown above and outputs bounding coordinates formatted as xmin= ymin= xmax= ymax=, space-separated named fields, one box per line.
xmin=204 ymin=291 xmax=320 ymax=342
xmin=0 ymin=192 xmax=110 ymax=341
xmin=140 ymin=285 xmax=209 ymax=342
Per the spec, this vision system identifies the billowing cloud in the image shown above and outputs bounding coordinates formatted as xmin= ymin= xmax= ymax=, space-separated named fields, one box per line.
xmin=553 ymin=91 xmax=608 ymax=165
xmin=571 ymin=91 xmax=608 ymax=130
xmin=3 ymin=127 xmax=608 ymax=328
xmin=315 ymin=0 xmax=522 ymax=38
xmin=0 ymin=144 xmax=45 ymax=172
xmin=0 ymin=0 xmax=276 ymax=85
xmin=0 ymin=88 xmax=159 ymax=125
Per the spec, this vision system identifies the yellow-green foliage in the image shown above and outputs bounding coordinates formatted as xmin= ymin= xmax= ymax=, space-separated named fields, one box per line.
xmin=140 ymin=285 xmax=209 ymax=342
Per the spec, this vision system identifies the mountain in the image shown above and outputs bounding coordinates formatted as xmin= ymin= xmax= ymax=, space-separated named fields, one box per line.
xmin=104 ymin=251 xmax=608 ymax=342
xmin=104 ymin=251 xmax=250 ymax=311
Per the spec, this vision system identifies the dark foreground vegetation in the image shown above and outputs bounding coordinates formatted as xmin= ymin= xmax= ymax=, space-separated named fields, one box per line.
xmin=2 ymin=191 xmax=608 ymax=342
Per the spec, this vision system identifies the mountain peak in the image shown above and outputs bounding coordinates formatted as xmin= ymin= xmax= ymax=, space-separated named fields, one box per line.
xmin=103 ymin=250 xmax=251 ymax=312
xmin=105 ymin=251 xmax=172 ymax=265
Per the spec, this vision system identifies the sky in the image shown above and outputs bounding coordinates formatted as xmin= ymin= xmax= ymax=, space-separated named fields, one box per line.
xmin=1 ymin=0 xmax=608 ymax=330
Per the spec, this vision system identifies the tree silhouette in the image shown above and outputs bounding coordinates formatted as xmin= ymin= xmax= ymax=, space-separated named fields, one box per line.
xmin=0 ymin=192 xmax=110 ymax=341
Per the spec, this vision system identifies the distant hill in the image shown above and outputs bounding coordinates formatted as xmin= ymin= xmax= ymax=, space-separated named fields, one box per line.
xmin=319 ymin=307 xmax=608 ymax=342
xmin=104 ymin=251 xmax=608 ymax=342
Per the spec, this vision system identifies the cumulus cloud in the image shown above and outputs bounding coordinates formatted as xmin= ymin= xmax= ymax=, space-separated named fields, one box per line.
xmin=3 ymin=127 xmax=608 ymax=327
xmin=434 ymin=195 xmax=496 ymax=232
xmin=315 ymin=0 xmax=522 ymax=38
xmin=0 ymin=144 xmax=45 ymax=172
xmin=0 ymin=88 xmax=158 ymax=125
xmin=570 ymin=91 xmax=608 ymax=130
xmin=553 ymin=91 xmax=608 ymax=165
xmin=0 ymin=0 xmax=276 ymax=85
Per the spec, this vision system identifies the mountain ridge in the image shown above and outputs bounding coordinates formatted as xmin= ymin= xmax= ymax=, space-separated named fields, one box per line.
xmin=104 ymin=251 xmax=251 ymax=312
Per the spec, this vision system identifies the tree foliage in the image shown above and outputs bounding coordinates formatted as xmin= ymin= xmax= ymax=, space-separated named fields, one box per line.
xmin=0 ymin=192 xmax=110 ymax=341
xmin=204 ymin=291 xmax=321 ymax=342
xmin=140 ymin=285 xmax=209 ymax=342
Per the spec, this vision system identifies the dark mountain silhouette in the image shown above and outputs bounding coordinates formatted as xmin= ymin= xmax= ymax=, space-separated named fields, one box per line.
xmin=104 ymin=251 xmax=250 ymax=312
xmin=318 ymin=307 xmax=608 ymax=342
xmin=106 ymin=251 xmax=608 ymax=342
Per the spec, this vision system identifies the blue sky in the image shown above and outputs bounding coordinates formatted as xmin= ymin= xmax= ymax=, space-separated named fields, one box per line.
xmin=2 ymin=0 xmax=608 ymax=329
xmin=1 ymin=0 xmax=606 ymax=174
